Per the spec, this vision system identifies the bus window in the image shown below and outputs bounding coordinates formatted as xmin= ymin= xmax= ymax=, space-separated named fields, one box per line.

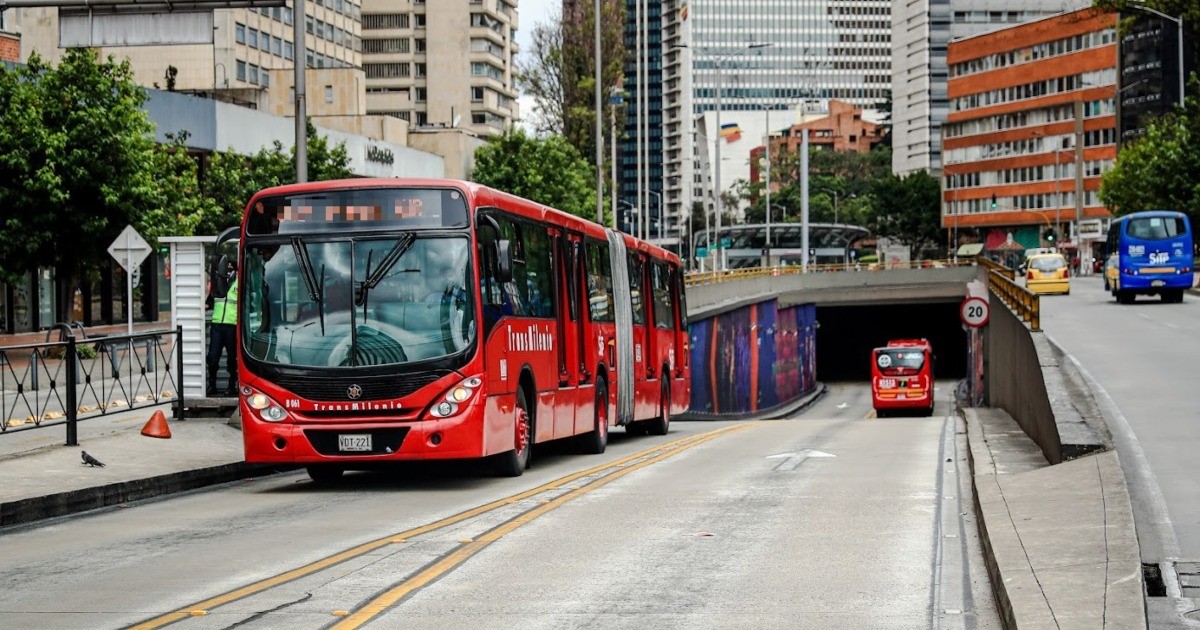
xmin=585 ymin=240 xmax=614 ymax=322
xmin=673 ymin=265 xmax=688 ymax=329
xmin=651 ymin=262 xmax=675 ymax=329
xmin=628 ymin=254 xmax=646 ymax=325
xmin=1126 ymin=216 xmax=1187 ymax=240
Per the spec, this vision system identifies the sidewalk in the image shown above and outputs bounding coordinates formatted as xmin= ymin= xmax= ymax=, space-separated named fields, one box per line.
xmin=0 ymin=404 xmax=269 ymax=528
xmin=964 ymin=408 xmax=1144 ymax=629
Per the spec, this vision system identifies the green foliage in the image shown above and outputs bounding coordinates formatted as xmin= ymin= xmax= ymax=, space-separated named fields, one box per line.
xmin=137 ymin=132 xmax=219 ymax=244
xmin=471 ymin=128 xmax=606 ymax=223
xmin=743 ymin=144 xmax=892 ymax=226
xmin=1099 ymin=89 xmax=1200 ymax=226
xmin=1092 ymin=0 xmax=1200 ymax=27
xmin=0 ymin=50 xmax=160 ymax=285
xmin=869 ymin=170 xmax=944 ymax=260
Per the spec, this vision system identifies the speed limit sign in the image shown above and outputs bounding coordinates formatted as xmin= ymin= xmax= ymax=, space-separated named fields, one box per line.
xmin=960 ymin=296 xmax=989 ymax=328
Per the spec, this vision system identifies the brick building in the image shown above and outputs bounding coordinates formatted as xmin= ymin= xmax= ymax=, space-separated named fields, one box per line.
xmin=0 ymin=26 xmax=18 ymax=63
xmin=748 ymin=100 xmax=886 ymax=185
xmin=942 ymin=8 xmax=1118 ymax=266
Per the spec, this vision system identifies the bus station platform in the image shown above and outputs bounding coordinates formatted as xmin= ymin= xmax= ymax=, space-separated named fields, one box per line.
xmin=0 ymin=405 xmax=262 ymax=528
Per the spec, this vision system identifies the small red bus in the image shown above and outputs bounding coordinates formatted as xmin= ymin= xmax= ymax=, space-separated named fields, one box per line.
xmin=870 ymin=339 xmax=934 ymax=417
xmin=231 ymin=179 xmax=690 ymax=480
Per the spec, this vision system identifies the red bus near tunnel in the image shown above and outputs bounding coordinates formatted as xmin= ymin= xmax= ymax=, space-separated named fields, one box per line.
xmin=871 ymin=339 xmax=934 ymax=417
xmin=231 ymin=179 xmax=690 ymax=481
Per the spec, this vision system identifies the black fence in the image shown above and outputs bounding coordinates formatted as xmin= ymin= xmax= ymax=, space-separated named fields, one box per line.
xmin=0 ymin=327 xmax=184 ymax=445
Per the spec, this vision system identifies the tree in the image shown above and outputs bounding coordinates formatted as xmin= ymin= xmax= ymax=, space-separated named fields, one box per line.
xmin=742 ymin=144 xmax=893 ymax=226
xmin=1099 ymin=89 xmax=1200 ymax=226
xmin=197 ymin=120 xmax=352 ymax=234
xmin=0 ymin=50 xmax=170 ymax=294
xmin=137 ymin=132 xmax=219 ymax=244
xmin=869 ymin=170 xmax=944 ymax=260
xmin=515 ymin=13 xmax=566 ymax=136
xmin=471 ymin=128 xmax=605 ymax=223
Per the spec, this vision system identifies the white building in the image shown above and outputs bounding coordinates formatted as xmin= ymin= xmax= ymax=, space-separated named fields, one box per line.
xmin=890 ymin=0 xmax=1089 ymax=176
xmin=663 ymin=0 xmax=891 ymax=245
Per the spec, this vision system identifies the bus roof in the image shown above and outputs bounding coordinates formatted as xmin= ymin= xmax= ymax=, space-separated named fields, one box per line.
xmin=243 ymin=178 xmax=680 ymax=264
xmin=1111 ymin=210 xmax=1188 ymax=222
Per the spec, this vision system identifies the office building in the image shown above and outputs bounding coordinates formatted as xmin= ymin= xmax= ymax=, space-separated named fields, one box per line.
xmin=660 ymin=0 xmax=891 ymax=250
xmin=891 ymin=0 xmax=1088 ymax=177
xmin=942 ymin=8 xmax=1117 ymax=266
xmin=1118 ymin=11 xmax=1196 ymax=142
xmin=10 ymin=1 xmax=362 ymax=108
xmin=361 ymin=0 xmax=519 ymax=136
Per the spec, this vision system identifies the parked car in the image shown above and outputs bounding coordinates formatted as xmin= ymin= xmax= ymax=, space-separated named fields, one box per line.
xmin=1025 ymin=253 xmax=1070 ymax=295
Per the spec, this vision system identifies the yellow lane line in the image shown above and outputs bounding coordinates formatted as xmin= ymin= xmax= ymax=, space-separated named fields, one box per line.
xmin=331 ymin=424 xmax=755 ymax=629
xmin=126 ymin=424 xmax=744 ymax=630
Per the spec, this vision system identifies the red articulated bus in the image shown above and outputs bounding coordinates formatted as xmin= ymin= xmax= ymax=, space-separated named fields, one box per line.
xmin=232 ymin=179 xmax=690 ymax=481
xmin=870 ymin=339 xmax=934 ymax=417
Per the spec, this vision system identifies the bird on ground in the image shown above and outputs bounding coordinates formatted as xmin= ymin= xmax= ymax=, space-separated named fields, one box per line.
xmin=81 ymin=451 xmax=106 ymax=467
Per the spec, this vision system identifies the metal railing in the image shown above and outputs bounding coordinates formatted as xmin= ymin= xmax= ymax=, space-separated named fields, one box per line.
xmin=685 ymin=258 xmax=976 ymax=287
xmin=1 ymin=327 xmax=184 ymax=445
xmin=988 ymin=270 xmax=1040 ymax=331
xmin=977 ymin=256 xmax=1015 ymax=280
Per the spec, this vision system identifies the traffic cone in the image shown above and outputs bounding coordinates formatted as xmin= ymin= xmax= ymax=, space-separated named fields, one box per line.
xmin=141 ymin=409 xmax=172 ymax=439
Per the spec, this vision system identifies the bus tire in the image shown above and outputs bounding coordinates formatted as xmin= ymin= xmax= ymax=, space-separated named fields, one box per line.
xmin=1116 ymin=290 xmax=1135 ymax=304
xmin=645 ymin=379 xmax=670 ymax=436
xmin=580 ymin=379 xmax=609 ymax=454
xmin=494 ymin=388 xmax=532 ymax=477
xmin=1164 ymin=289 xmax=1184 ymax=303
xmin=306 ymin=465 xmax=344 ymax=484
xmin=875 ymin=408 xmax=888 ymax=419
xmin=625 ymin=421 xmax=647 ymax=436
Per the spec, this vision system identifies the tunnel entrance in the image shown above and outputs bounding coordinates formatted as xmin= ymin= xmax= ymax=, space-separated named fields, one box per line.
xmin=816 ymin=301 xmax=968 ymax=382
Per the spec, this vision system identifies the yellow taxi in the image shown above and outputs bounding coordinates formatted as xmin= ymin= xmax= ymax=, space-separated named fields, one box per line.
xmin=1025 ymin=252 xmax=1070 ymax=295
xmin=1103 ymin=254 xmax=1119 ymax=292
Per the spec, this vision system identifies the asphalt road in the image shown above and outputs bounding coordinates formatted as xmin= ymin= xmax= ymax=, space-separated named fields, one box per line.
xmin=0 ymin=384 xmax=997 ymax=630
xmin=1038 ymin=276 xmax=1200 ymax=562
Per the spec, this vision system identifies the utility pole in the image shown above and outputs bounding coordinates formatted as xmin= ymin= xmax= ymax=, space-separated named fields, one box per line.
xmin=293 ymin=0 xmax=307 ymax=183
xmin=801 ymin=129 xmax=810 ymax=272
xmin=594 ymin=0 xmax=603 ymax=224
xmin=764 ymin=105 xmax=772 ymax=268
xmin=1074 ymin=99 xmax=1085 ymax=273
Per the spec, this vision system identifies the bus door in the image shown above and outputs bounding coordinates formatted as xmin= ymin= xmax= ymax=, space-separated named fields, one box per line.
xmin=552 ymin=231 xmax=585 ymax=438
xmin=627 ymin=253 xmax=649 ymax=419
xmin=671 ymin=264 xmax=689 ymax=412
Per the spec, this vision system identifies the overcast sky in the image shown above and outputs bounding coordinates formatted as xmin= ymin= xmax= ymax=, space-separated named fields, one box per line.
xmin=516 ymin=0 xmax=556 ymax=130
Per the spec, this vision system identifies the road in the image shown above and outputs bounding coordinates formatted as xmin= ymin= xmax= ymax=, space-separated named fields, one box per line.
xmin=1038 ymin=276 xmax=1200 ymax=623
xmin=0 ymin=384 xmax=997 ymax=629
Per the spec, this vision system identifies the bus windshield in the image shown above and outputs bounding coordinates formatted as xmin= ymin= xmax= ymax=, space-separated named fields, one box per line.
xmin=876 ymin=348 xmax=925 ymax=371
xmin=242 ymin=235 xmax=476 ymax=368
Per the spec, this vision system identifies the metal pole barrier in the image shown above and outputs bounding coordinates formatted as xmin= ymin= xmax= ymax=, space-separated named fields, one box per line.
xmin=175 ymin=325 xmax=185 ymax=420
xmin=65 ymin=335 xmax=78 ymax=446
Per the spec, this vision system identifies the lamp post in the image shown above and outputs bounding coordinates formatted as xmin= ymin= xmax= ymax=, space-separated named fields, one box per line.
xmin=293 ymin=0 xmax=307 ymax=183
xmin=618 ymin=199 xmax=637 ymax=234
xmin=816 ymin=187 xmax=853 ymax=225
xmin=1129 ymin=4 xmax=1186 ymax=109
xmin=647 ymin=190 xmax=662 ymax=241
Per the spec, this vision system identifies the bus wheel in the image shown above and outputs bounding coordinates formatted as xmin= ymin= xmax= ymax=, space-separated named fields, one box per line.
xmin=875 ymin=409 xmax=888 ymax=419
xmin=580 ymin=379 xmax=609 ymax=454
xmin=645 ymin=380 xmax=670 ymax=436
xmin=1116 ymin=290 xmax=1135 ymax=305
xmin=307 ymin=465 xmax=344 ymax=484
xmin=494 ymin=389 xmax=532 ymax=477
xmin=1163 ymin=289 xmax=1184 ymax=303
xmin=625 ymin=421 xmax=647 ymax=436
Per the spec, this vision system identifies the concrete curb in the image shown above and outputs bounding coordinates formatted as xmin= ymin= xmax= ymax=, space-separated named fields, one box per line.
xmin=0 ymin=462 xmax=279 ymax=529
xmin=674 ymin=382 xmax=827 ymax=422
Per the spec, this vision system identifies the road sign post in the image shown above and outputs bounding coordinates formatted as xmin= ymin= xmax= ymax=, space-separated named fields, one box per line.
xmin=960 ymin=296 xmax=989 ymax=328
xmin=108 ymin=225 xmax=153 ymax=335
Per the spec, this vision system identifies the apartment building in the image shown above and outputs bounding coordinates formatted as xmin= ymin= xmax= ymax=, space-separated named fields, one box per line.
xmin=10 ymin=0 xmax=361 ymax=107
xmin=361 ymin=0 xmax=519 ymax=136
xmin=943 ymin=8 xmax=1117 ymax=263
xmin=891 ymin=0 xmax=1088 ymax=177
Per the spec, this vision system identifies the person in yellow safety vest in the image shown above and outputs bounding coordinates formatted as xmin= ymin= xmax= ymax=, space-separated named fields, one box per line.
xmin=207 ymin=258 xmax=239 ymax=396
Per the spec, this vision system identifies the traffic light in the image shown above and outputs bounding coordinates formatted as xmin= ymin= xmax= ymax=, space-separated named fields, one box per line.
xmin=1043 ymin=229 xmax=1056 ymax=243
xmin=990 ymin=194 xmax=997 ymax=209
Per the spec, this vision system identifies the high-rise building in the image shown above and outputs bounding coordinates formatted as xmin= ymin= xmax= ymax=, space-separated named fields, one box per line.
xmin=361 ymin=0 xmax=519 ymax=136
xmin=891 ymin=0 xmax=1088 ymax=177
xmin=618 ymin=0 xmax=663 ymax=240
xmin=1117 ymin=12 xmax=1196 ymax=143
xmin=10 ymin=1 xmax=362 ymax=108
xmin=660 ymin=0 xmax=891 ymax=251
xmin=942 ymin=8 xmax=1117 ymax=267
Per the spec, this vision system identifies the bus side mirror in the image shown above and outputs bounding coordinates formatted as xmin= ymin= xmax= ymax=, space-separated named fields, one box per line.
xmin=495 ymin=239 xmax=514 ymax=283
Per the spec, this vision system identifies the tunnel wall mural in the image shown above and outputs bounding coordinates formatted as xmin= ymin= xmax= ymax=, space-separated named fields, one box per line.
xmin=688 ymin=301 xmax=817 ymax=416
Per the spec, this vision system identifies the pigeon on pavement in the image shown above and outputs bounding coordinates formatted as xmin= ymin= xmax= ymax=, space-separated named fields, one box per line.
xmin=81 ymin=451 xmax=106 ymax=467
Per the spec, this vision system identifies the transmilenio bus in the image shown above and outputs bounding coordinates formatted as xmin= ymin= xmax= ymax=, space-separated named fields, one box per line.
xmin=229 ymin=179 xmax=690 ymax=481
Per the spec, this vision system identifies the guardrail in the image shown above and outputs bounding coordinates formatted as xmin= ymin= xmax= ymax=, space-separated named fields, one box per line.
xmin=988 ymin=270 xmax=1040 ymax=331
xmin=685 ymin=258 xmax=975 ymax=287
xmin=977 ymin=256 xmax=1015 ymax=280
xmin=0 ymin=327 xmax=184 ymax=445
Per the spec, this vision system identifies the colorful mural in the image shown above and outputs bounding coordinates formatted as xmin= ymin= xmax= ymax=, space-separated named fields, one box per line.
xmin=688 ymin=300 xmax=817 ymax=416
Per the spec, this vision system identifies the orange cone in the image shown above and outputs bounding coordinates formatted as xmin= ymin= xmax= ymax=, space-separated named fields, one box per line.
xmin=141 ymin=410 xmax=172 ymax=439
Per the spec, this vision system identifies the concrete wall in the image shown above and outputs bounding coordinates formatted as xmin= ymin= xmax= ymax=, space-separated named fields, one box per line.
xmin=985 ymin=293 xmax=1063 ymax=463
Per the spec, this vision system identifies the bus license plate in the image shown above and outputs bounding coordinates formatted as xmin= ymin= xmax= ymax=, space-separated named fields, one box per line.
xmin=1151 ymin=280 xmax=1165 ymax=287
xmin=338 ymin=434 xmax=372 ymax=452
xmin=879 ymin=379 xmax=897 ymax=389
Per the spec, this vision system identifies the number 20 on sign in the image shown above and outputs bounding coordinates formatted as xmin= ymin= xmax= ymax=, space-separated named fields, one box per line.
xmin=960 ymin=297 xmax=989 ymax=328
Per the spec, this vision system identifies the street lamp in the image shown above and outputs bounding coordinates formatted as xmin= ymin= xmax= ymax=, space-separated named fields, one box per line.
xmin=617 ymin=199 xmax=637 ymax=234
xmin=816 ymin=187 xmax=855 ymax=224
xmin=1129 ymin=4 xmax=1186 ymax=109
xmin=647 ymin=190 xmax=662 ymax=241
xmin=674 ymin=42 xmax=773 ymax=271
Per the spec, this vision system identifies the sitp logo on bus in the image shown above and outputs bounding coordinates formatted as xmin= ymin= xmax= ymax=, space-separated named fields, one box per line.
xmin=508 ymin=324 xmax=553 ymax=352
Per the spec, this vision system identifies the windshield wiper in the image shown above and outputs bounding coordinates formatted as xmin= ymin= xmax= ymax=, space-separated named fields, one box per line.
xmin=290 ymin=237 xmax=324 ymax=303
xmin=355 ymin=232 xmax=415 ymax=307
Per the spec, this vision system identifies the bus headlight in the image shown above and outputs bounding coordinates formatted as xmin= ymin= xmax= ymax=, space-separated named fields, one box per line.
xmin=430 ymin=376 xmax=484 ymax=418
xmin=262 ymin=405 xmax=288 ymax=422
xmin=248 ymin=394 xmax=271 ymax=410
xmin=243 ymin=387 xmax=289 ymax=422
